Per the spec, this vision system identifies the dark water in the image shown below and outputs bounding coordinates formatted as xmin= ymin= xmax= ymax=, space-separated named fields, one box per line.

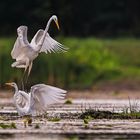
xmin=0 ymin=134 xmax=140 ymax=140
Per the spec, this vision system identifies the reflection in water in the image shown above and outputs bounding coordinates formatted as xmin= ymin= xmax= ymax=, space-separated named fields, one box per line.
xmin=0 ymin=134 xmax=140 ymax=140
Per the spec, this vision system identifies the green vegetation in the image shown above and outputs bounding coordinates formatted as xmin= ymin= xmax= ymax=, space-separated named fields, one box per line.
xmin=48 ymin=117 xmax=61 ymax=122
xmin=80 ymin=109 xmax=140 ymax=120
xmin=0 ymin=122 xmax=16 ymax=129
xmin=0 ymin=37 xmax=140 ymax=89
xmin=0 ymin=116 xmax=5 ymax=120
xmin=23 ymin=116 xmax=32 ymax=127
xmin=65 ymin=99 xmax=73 ymax=104
xmin=69 ymin=136 xmax=79 ymax=140
xmin=10 ymin=122 xmax=16 ymax=129
xmin=83 ymin=118 xmax=90 ymax=129
xmin=34 ymin=124 xmax=40 ymax=129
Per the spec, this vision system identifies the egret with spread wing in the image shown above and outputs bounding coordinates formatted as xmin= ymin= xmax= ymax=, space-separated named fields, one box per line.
xmin=6 ymin=82 xmax=67 ymax=126
xmin=11 ymin=15 xmax=67 ymax=77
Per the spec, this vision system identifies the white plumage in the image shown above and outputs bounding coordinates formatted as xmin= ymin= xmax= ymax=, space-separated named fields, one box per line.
xmin=6 ymin=82 xmax=67 ymax=116
xmin=11 ymin=15 xmax=68 ymax=76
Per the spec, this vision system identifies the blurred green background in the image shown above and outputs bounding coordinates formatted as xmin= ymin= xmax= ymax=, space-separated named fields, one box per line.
xmin=0 ymin=0 xmax=140 ymax=89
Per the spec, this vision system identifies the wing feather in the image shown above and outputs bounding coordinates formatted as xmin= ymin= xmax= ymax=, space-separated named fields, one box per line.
xmin=29 ymin=84 xmax=67 ymax=115
xmin=40 ymin=33 xmax=68 ymax=53
xmin=30 ymin=29 xmax=68 ymax=54
xmin=11 ymin=37 xmax=22 ymax=59
xmin=11 ymin=26 xmax=31 ymax=60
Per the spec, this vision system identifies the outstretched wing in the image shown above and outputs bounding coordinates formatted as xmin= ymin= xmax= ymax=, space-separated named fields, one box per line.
xmin=29 ymin=84 xmax=67 ymax=115
xmin=40 ymin=32 xmax=68 ymax=53
xmin=30 ymin=29 xmax=68 ymax=53
xmin=11 ymin=26 xmax=31 ymax=60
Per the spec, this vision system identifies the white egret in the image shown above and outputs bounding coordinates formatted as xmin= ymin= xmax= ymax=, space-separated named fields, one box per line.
xmin=11 ymin=15 xmax=67 ymax=76
xmin=6 ymin=82 xmax=67 ymax=126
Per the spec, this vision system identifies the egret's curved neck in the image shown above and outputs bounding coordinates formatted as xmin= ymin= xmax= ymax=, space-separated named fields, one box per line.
xmin=13 ymin=85 xmax=22 ymax=112
xmin=14 ymin=92 xmax=30 ymax=115
xmin=45 ymin=17 xmax=54 ymax=32
xmin=13 ymin=95 xmax=21 ymax=112
xmin=36 ymin=17 xmax=54 ymax=51
xmin=13 ymin=85 xmax=18 ymax=94
xmin=36 ymin=16 xmax=55 ymax=52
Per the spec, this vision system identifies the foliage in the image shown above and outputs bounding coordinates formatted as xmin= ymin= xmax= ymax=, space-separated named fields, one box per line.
xmin=80 ymin=109 xmax=140 ymax=120
xmin=48 ymin=117 xmax=61 ymax=122
xmin=34 ymin=124 xmax=40 ymax=129
xmin=0 ymin=122 xmax=16 ymax=129
xmin=0 ymin=37 xmax=140 ymax=89
xmin=64 ymin=99 xmax=73 ymax=104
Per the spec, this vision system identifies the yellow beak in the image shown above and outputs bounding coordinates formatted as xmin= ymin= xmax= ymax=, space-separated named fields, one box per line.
xmin=5 ymin=83 xmax=12 ymax=86
xmin=55 ymin=20 xmax=60 ymax=30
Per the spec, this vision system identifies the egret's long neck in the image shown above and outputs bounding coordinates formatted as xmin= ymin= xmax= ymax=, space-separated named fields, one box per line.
xmin=37 ymin=17 xmax=54 ymax=51
xmin=13 ymin=85 xmax=23 ymax=113
xmin=14 ymin=85 xmax=18 ymax=94
xmin=13 ymin=94 xmax=21 ymax=112
xmin=45 ymin=17 xmax=53 ymax=32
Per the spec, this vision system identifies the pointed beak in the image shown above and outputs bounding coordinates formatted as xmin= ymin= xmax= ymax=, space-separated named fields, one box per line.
xmin=5 ymin=83 xmax=12 ymax=86
xmin=55 ymin=20 xmax=60 ymax=30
